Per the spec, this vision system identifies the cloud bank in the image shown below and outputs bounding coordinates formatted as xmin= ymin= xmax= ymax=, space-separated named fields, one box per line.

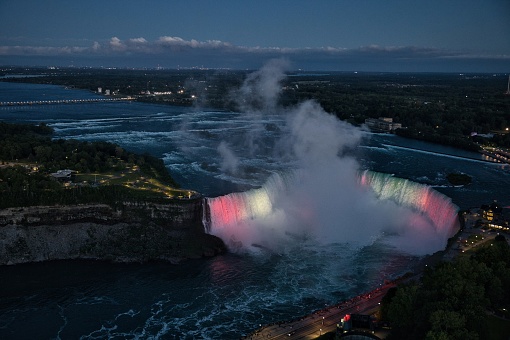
xmin=1 ymin=36 xmax=509 ymax=72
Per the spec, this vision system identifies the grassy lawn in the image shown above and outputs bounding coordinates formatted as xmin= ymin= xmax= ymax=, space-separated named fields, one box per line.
xmin=74 ymin=167 xmax=197 ymax=199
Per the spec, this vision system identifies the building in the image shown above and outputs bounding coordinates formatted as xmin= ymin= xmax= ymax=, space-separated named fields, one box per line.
xmin=337 ymin=314 xmax=380 ymax=339
xmin=50 ymin=169 xmax=76 ymax=181
xmin=479 ymin=200 xmax=510 ymax=232
xmin=364 ymin=118 xmax=402 ymax=133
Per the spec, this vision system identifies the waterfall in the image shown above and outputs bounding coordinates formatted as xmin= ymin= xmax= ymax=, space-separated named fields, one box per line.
xmin=204 ymin=170 xmax=460 ymax=254
xmin=359 ymin=170 xmax=459 ymax=239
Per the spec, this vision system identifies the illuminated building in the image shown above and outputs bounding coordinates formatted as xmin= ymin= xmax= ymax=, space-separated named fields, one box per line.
xmin=337 ymin=314 xmax=378 ymax=338
xmin=479 ymin=201 xmax=510 ymax=232
xmin=50 ymin=169 xmax=76 ymax=181
xmin=364 ymin=117 xmax=402 ymax=133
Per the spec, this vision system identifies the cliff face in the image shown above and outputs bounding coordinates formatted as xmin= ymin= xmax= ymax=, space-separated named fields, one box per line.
xmin=0 ymin=200 xmax=226 ymax=265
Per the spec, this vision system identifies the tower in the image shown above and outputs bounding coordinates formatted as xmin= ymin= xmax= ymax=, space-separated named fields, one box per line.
xmin=506 ymin=75 xmax=510 ymax=95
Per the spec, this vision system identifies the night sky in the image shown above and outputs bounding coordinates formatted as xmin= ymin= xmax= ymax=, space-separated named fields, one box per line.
xmin=1 ymin=0 xmax=509 ymax=72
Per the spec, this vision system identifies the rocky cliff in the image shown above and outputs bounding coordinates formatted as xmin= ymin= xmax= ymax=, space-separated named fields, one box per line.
xmin=0 ymin=200 xmax=226 ymax=265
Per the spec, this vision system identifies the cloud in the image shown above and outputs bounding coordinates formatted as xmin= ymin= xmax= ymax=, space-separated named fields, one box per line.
xmin=0 ymin=36 xmax=508 ymax=71
xmin=0 ymin=36 xmax=473 ymax=57
xmin=108 ymin=37 xmax=125 ymax=51
xmin=129 ymin=37 xmax=148 ymax=44
xmin=153 ymin=36 xmax=233 ymax=52
xmin=0 ymin=45 xmax=88 ymax=55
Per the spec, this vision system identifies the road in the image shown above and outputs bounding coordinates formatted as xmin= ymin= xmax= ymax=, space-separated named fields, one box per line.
xmin=244 ymin=282 xmax=397 ymax=339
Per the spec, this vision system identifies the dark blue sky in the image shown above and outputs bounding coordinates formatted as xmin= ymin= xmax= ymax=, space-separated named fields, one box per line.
xmin=1 ymin=0 xmax=509 ymax=72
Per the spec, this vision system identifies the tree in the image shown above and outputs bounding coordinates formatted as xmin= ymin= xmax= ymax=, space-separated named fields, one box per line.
xmin=426 ymin=310 xmax=477 ymax=340
xmin=386 ymin=284 xmax=421 ymax=339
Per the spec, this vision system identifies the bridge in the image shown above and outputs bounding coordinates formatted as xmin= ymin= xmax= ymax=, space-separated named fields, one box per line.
xmin=0 ymin=97 xmax=135 ymax=106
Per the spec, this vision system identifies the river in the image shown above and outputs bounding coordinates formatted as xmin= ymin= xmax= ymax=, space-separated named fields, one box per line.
xmin=0 ymin=81 xmax=508 ymax=339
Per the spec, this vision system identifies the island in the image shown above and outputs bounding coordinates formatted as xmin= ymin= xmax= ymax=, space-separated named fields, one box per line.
xmin=446 ymin=172 xmax=472 ymax=186
xmin=0 ymin=121 xmax=226 ymax=265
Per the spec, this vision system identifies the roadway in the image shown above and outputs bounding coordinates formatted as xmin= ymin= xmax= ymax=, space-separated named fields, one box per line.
xmin=245 ymin=214 xmax=510 ymax=339
xmin=244 ymin=282 xmax=397 ymax=339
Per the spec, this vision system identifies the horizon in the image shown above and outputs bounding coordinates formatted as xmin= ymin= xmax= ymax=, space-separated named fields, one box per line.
xmin=1 ymin=64 xmax=509 ymax=76
xmin=1 ymin=1 xmax=509 ymax=73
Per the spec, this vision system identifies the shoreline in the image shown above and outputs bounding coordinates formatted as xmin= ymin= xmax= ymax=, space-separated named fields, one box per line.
xmin=381 ymin=142 xmax=505 ymax=166
xmin=245 ymin=215 xmax=465 ymax=339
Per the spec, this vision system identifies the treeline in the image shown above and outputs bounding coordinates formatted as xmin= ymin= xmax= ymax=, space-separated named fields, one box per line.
xmin=0 ymin=166 xmax=169 ymax=208
xmin=395 ymin=127 xmax=481 ymax=151
xmin=3 ymin=69 xmax=510 ymax=149
xmin=381 ymin=235 xmax=510 ymax=339
xmin=0 ymin=121 xmax=176 ymax=185
xmin=281 ymin=73 xmax=510 ymax=149
xmin=0 ymin=121 xmax=178 ymax=208
xmin=2 ymin=67 xmax=247 ymax=108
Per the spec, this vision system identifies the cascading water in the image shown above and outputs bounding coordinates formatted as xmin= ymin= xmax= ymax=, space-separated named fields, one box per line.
xmin=204 ymin=170 xmax=460 ymax=255
xmin=203 ymin=172 xmax=296 ymax=252
xmin=359 ymin=170 xmax=460 ymax=238
xmin=200 ymin=61 xmax=462 ymax=257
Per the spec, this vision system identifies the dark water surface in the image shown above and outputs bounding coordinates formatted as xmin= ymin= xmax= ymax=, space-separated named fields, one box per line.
xmin=0 ymin=82 xmax=508 ymax=339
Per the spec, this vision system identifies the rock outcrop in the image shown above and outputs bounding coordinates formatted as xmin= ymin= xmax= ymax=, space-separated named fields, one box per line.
xmin=0 ymin=200 xmax=226 ymax=265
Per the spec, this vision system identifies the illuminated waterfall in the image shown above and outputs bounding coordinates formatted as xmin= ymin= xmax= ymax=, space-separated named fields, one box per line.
xmin=359 ymin=170 xmax=459 ymax=239
xmin=203 ymin=173 xmax=298 ymax=250
xmin=204 ymin=170 xmax=460 ymax=253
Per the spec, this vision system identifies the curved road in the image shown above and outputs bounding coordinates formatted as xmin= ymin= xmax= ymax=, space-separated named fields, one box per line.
xmin=244 ymin=282 xmax=397 ymax=339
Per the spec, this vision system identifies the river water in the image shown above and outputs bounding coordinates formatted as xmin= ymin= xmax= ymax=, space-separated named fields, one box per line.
xmin=0 ymin=81 xmax=509 ymax=339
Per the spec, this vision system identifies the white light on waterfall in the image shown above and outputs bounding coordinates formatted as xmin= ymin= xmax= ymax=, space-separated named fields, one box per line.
xmin=248 ymin=189 xmax=273 ymax=218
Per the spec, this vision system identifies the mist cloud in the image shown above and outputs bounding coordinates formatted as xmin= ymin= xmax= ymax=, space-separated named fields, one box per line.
xmin=233 ymin=58 xmax=289 ymax=112
xmin=207 ymin=60 xmax=456 ymax=256
xmin=217 ymin=141 xmax=240 ymax=175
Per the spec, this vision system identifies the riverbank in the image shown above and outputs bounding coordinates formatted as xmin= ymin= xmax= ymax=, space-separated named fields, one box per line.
xmin=381 ymin=141 xmax=501 ymax=166
xmin=0 ymin=201 xmax=226 ymax=265
xmin=480 ymin=146 xmax=510 ymax=164
xmin=247 ymin=211 xmax=510 ymax=339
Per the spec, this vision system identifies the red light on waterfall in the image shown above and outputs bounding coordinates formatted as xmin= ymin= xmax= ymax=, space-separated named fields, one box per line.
xmin=419 ymin=189 xmax=430 ymax=209
xmin=360 ymin=173 xmax=367 ymax=186
xmin=208 ymin=196 xmax=247 ymax=228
